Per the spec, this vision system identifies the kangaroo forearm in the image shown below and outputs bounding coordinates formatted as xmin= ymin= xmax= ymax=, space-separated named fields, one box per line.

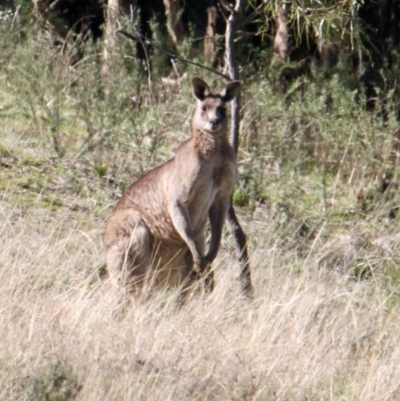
xmin=169 ymin=203 xmax=203 ymax=264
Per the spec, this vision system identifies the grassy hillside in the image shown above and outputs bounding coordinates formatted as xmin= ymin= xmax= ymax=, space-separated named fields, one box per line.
xmin=2 ymin=18 xmax=400 ymax=401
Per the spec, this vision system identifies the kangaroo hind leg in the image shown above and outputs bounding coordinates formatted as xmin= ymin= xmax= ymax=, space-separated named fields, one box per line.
xmin=104 ymin=210 xmax=151 ymax=291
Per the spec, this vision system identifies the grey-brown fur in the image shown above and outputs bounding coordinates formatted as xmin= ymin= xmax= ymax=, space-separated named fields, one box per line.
xmin=103 ymin=77 xmax=240 ymax=292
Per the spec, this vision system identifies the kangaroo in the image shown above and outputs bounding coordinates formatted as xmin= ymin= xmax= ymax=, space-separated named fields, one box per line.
xmin=103 ymin=77 xmax=240 ymax=293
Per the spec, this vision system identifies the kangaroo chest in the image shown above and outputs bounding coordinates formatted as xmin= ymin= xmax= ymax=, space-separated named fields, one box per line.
xmin=187 ymin=156 xmax=236 ymax=227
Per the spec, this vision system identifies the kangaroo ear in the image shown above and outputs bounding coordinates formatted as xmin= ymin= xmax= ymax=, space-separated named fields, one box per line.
xmin=192 ymin=77 xmax=211 ymax=100
xmin=220 ymin=81 xmax=240 ymax=102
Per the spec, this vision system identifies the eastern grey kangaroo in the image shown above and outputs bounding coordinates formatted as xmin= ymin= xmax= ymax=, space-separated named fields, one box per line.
xmin=103 ymin=77 xmax=240 ymax=293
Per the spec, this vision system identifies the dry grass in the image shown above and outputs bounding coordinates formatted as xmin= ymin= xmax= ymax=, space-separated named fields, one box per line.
xmin=2 ymin=199 xmax=400 ymax=401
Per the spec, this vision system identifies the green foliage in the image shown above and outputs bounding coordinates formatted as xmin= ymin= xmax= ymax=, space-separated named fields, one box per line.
xmin=233 ymin=186 xmax=250 ymax=207
xmin=257 ymin=0 xmax=361 ymax=51
xmin=0 ymin=142 xmax=12 ymax=157
xmin=27 ymin=362 xmax=81 ymax=401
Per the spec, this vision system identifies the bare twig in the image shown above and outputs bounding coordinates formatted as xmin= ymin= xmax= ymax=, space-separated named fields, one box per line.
xmin=116 ymin=29 xmax=231 ymax=81
xmin=44 ymin=0 xmax=63 ymax=15
xmin=225 ymin=0 xmax=254 ymax=298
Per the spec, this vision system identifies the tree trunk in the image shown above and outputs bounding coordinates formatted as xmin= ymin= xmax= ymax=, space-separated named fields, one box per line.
xmin=163 ymin=0 xmax=184 ymax=45
xmin=102 ymin=0 xmax=120 ymax=77
xmin=271 ymin=0 xmax=291 ymax=66
xmin=204 ymin=6 xmax=217 ymax=64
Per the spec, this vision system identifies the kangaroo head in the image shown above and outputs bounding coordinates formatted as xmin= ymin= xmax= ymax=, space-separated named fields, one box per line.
xmin=191 ymin=77 xmax=240 ymax=135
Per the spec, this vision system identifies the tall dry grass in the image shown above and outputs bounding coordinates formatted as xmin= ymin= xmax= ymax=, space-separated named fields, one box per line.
xmin=1 ymin=200 xmax=400 ymax=401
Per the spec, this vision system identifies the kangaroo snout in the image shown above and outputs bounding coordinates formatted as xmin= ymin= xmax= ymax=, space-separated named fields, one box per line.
xmin=209 ymin=118 xmax=220 ymax=131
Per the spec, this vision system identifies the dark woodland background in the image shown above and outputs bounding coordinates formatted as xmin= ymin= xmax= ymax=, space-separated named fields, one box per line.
xmin=3 ymin=0 xmax=400 ymax=120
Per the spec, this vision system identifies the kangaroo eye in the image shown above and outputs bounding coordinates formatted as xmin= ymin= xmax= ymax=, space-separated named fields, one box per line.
xmin=202 ymin=106 xmax=207 ymax=112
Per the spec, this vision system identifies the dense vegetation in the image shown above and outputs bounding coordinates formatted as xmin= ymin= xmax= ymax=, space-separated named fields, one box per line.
xmin=1 ymin=4 xmax=400 ymax=400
